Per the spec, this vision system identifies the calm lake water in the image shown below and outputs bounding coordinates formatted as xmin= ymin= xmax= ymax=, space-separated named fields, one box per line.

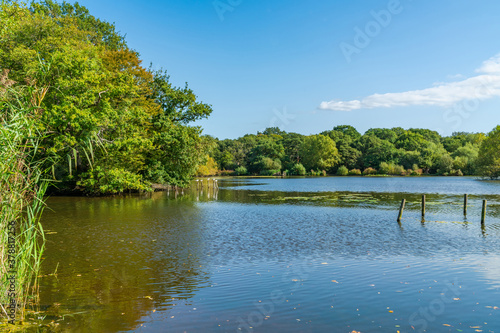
xmin=37 ymin=177 xmax=500 ymax=332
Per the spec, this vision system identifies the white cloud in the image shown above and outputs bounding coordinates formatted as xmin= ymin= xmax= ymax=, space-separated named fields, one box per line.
xmin=320 ymin=54 xmax=500 ymax=111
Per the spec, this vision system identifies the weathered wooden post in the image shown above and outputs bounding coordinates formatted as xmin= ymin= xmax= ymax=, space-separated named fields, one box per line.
xmin=481 ymin=200 xmax=487 ymax=224
xmin=464 ymin=194 xmax=468 ymax=216
xmin=397 ymin=199 xmax=406 ymax=222
xmin=421 ymin=195 xmax=426 ymax=218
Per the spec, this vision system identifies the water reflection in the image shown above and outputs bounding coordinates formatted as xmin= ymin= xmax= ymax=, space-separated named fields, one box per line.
xmin=36 ymin=177 xmax=500 ymax=332
xmin=39 ymin=193 xmax=211 ymax=331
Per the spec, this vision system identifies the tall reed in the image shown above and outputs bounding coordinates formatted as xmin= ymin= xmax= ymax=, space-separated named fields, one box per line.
xmin=1 ymin=69 xmax=51 ymax=324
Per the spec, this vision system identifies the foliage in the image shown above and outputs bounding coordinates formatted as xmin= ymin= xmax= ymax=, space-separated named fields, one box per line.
xmin=336 ymin=166 xmax=348 ymax=176
xmin=379 ymin=162 xmax=405 ymax=175
xmin=290 ymin=163 xmax=306 ymax=176
xmin=196 ymin=156 xmax=218 ymax=177
xmin=211 ymin=125 xmax=495 ymax=178
xmin=247 ymin=136 xmax=284 ymax=174
xmin=1 ymin=77 xmax=53 ymax=321
xmin=299 ymin=134 xmax=339 ymax=171
xmin=78 ymin=167 xmax=151 ymax=194
xmin=0 ymin=0 xmax=212 ymax=194
xmin=234 ymin=166 xmax=248 ymax=176
xmin=253 ymin=156 xmax=282 ymax=175
xmin=477 ymin=126 xmax=500 ymax=179
xmin=363 ymin=167 xmax=377 ymax=175
xmin=348 ymin=169 xmax=362 ymax=176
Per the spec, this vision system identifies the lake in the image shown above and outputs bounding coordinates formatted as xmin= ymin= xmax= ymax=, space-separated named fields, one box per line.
xmin=37 ymin=177 xmax=500 ymax=332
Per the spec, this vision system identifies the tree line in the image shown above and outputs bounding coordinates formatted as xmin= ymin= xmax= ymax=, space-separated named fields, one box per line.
xmin=199 ymin=125 xmax=500 ymax=179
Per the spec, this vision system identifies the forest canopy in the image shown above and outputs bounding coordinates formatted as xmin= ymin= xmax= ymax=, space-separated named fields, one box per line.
xmin=208 ymin=125 xmax=500 ymax=179
xmin=0 ymin=0 xmax=213 ymax=194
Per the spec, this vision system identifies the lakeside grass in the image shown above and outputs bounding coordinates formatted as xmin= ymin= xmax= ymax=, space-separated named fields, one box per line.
xmin=1 ymin=82 xmax=51 ymax=324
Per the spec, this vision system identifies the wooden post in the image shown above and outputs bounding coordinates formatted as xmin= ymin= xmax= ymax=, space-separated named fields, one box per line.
xmin=421 ymin=195 xmax=426 ymax=218
xmin=464 ymin=194 xmax=468 ymax=216
xmin=398 ymin=199 xmax=406 ymax=222
xmin=481 ymin=200 xmax=487 ymax=224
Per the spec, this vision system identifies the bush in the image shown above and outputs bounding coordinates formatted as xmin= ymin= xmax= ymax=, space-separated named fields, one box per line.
xmin=196 ymin=156 xmax=219 ymax=177
xmin=235 ymin=166 xmax=248 ymax=176
xmin=78 ymin=167 xmax=151 ymax=194
xmin=321 ymin=170 xmax=327 ymax=177
xmin=392 ymin=165 xmax=405 ymax=175
xmin=260 ymin=169 xmax=281 ymax=176
xmin=348 ymin=169 xmax=362 ymax=176
xmin=410 ymin=168 xmax=423 ymax=176
xmin=379 ymin=162 xmax=390 ymax=175
xmin=363 ymin=167 xmax=377 ymax=175
xmin=378 ymin=162 xmax=405 ymax=175
xmin=290 ymin=163 xmax=306 ymax=176
xmin=253 ymin=156 xmax=281 ymax=175
xmin=449 ymin=169 xmax=463 ymax=176
xmin=219 ymin=170 xmax=234 ymax=176
xmin=336 ymin=166 xmax=349 ymax=176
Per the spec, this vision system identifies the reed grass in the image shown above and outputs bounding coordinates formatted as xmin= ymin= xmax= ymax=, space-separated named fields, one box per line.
xmin=1 ymin=69 xmax=52 ymax=324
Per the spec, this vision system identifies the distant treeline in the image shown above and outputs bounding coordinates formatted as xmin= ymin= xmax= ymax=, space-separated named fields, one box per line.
xmin=197 ymin=125 xmax=500 ymax=179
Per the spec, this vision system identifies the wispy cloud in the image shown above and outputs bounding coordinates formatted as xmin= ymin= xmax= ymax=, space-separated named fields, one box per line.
xmin=320 ymin=54 xmax=500 ymax=111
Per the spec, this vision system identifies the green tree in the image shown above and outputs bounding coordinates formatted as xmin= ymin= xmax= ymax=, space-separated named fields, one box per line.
xmin=299 ymin=134 xmax=339 ymax=171
xmin=0 ymin=1 xmax=212 ymax=193
xmin=247 ymin=136 xmax=284 ymax=174
xmin=280 ymin=132 xmax=305 ymax=170
xmin=365 ymin=128 xmax=398 ymax=143
xmin=357 ymin=135 xmax=398 ymax=168
xmin=477 ymin=126 xmax=500 ymax=179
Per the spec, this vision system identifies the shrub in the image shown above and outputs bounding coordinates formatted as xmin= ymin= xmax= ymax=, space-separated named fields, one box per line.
xmin=196 ymin=156 xmax=218 ymax=176
xmin=336 ymin=166 xmax=349 ymax=176
xmin=260 ymin=169 xmax=281 ymax=176
xmin=379 ymin=162 xmax=406 ymax=175
xmin=235 ymin=166 xmax=248 ymax=176
xmin=363 ymin=167 xmax=377 ymax=175
xmin=449 ymin=169 xmax=464 ymax=176
xmin=321 ymin=170 xmax=327 ymax=177
xmin=290 ymin=163 xmax=306 ymax=176
xmin=392 ymin=165 xmax=406 ymax=175
xmin=219 ymin=170 xmax=234 ymax=176
xmin=348 ymin=169 xmax=362 ymax=176
xmin=78 ymin=167 xmax=151 ymax=194
xmin=379 ymin=162 xmax=390 ymax=175
xmin=410 ymin=168 xmax=423 ymax=176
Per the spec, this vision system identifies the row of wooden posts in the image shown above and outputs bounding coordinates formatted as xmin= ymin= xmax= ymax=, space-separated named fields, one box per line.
xmin=397 ymin=194 xmax=488 ymax=223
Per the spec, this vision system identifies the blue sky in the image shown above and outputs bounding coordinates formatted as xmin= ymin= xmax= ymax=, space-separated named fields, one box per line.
xmin=75 ymin=0 xmax=500 ymax=139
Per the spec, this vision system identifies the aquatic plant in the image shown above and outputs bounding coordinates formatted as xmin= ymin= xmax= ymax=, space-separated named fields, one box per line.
xmin=1 ymin=72 xmax=52 ymax=323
